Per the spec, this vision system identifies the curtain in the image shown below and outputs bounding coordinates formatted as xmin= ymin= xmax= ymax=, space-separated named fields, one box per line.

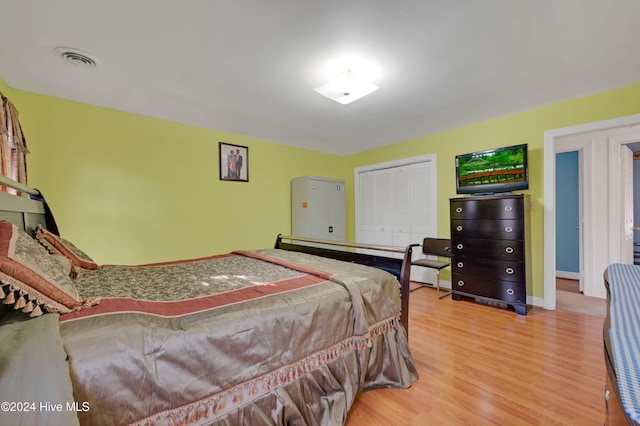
xmin=0 ymin=93 xmax=29 ymax=196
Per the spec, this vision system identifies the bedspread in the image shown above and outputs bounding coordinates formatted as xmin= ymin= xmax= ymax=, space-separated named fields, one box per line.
xmin=58 ymin=249 xmax=417 ymax=426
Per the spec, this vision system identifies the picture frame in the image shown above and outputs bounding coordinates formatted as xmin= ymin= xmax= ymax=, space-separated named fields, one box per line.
xmin=219 ymin=142 xmax=249 ymax=182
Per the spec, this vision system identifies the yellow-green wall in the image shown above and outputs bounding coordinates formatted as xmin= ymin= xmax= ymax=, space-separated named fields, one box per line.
xmin=8 ymin=89 xmax=343 ymax=264
xmin=344 ymin=83 xmax=640 ymax=298
xmin=3 ymin=73 xmax=640 ymax=300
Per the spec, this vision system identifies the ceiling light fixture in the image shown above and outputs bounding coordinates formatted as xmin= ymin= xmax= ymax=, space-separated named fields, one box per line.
xmin=314 ymin=69 xmax=379 ymax=105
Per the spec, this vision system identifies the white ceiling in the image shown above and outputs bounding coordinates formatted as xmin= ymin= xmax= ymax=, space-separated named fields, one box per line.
xmin=1 ymin=1 xmax=640 ymax=156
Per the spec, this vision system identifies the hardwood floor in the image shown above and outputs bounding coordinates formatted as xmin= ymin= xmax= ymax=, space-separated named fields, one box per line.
xmin=556 ymin=277 xmax=580 ymax=293
xmin=555 ymin=278 xmax=607 ymax=318
xmin=346 ymin=287 xmax=606 ymax=425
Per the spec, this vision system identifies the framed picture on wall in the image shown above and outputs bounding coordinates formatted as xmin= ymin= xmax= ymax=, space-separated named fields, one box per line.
xmin=219 ymin=142 xmax=249 ymax=182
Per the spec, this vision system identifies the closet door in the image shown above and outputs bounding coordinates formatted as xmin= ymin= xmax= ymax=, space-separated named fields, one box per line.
xmin=359 ymin=167 xmax=410 ymax=248
xmin=359 ymin=172 xmax=377 ymax=246
xmin=356 ymin=156 xmax=438 ymax=282
xmin=373 ymin=168 xmax=394 ymax=246
xmin=392 ymin=166 xmax=412 ymax=249
xmin=359 ymin=168 xmax=396 ymax=248
xmin=409 ymin=161 xmax=437 ymax=283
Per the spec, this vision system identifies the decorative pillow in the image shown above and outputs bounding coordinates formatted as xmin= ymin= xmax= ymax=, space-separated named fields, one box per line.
xmin=50 ymin=254 xmax=73 ymax=277
xmin=34 ymin=224 xmax=99 ymax=272
xmin=0 ymin=221 xmax=82 ymax=316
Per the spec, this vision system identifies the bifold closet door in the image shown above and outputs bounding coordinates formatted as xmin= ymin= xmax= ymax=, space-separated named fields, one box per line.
xmin=357 ymin=161 xmax=437 ymax=283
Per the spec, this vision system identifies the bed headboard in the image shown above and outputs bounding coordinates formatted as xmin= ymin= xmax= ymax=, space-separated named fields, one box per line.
xmin=0 ymin=191 xmax=46 ymax=234
xmin=0 ymin=175 xmax=52 ymax=235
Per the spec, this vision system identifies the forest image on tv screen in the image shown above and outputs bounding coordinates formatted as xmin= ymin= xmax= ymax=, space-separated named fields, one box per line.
xmin=458 ymin=147 xmax=525 ymax=187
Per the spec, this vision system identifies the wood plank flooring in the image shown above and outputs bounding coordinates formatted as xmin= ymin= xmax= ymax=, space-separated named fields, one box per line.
xmin=346 ymin=287 xmax=606 ymax=425
xmin=556 ymin=277 xmax=581 ymax=293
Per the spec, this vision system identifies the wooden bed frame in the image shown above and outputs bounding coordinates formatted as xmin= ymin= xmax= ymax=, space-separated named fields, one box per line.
xmin=0 ymin=176 xmax=52 ymax=235
xmin=274 ymin=234 xmax=414 ymax=333
xmin=0 ymin=175 xmax=414 ymax=334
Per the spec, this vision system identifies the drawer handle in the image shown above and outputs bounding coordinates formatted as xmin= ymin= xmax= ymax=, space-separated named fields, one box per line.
xmin=505 ymin=247 xmax=514 ymax=254
xmin=457 ymin=262 xmax=464 ymax=268
xmin=506 ymin=268 xmax=514 ymax=275
xmin=506 ymin=288 xmax=515 ymax=295
xmin=457 ymin=280 xmax=465 ymax=287
xmin=504 ymin=205 xmax=513 ymax=212
xmin=456 ymin=225 xmax=463 ymax=232
xmin=456 ymin=207 xmax=463 ymax=213
xmin=457 ymin=244 xmax=464 ymax=250
xmin=505 ymin=226 xmax=513 ymax=233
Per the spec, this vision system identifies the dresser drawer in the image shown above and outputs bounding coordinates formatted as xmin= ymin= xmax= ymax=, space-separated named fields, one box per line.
xmin=450 ymin=197 xmax=524 ymax=220
xmin=451 ymin=238 xmax=523 ymax=260
xmin=452 ymin=273 xmax=526 ymax=303
xmin=452 ymin=258 xmax=524 ymax=282
xmin=451 ymin=219 xmax=523 ymax=240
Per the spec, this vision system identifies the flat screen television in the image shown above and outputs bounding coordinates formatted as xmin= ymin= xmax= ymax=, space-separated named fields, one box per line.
xmin=455 ymin=143 xmax=528 ymax=195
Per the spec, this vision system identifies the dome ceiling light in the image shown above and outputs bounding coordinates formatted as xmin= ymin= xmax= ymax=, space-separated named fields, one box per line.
xmin=314 ymin=68 xmax=379 ymax=105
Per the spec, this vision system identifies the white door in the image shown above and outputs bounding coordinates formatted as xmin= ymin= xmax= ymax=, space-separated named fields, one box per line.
xmin=609 ymin=131 xmax=640 ymax=267
xmin=355 ymin=154 xmax=438 ymax=280
xmin=408 ymin=161 xmax=438 ymax=284
xmin=621 ymin=144 xmax=634 ymax=264
xmin=392 ymin=166 xmax=411 ymax=249
xmin=359 ymin=172 xmax=376 ymax=245
xmin=374 ymin=169 xmax=394 ymax=246
xmin=357 ymin=168 xmax=394 ymax=254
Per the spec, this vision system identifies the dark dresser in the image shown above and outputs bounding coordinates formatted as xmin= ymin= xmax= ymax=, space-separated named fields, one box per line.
xmin=449 ymin=194 xmax=531 ymax=315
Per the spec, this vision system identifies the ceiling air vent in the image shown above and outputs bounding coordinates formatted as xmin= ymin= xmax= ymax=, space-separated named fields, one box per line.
xmin=55 ymin=47 xmax=98 ymax=69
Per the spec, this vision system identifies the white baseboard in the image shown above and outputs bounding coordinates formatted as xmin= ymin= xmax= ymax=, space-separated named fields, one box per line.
xmin=528 ymin=295 xmax=544 ymax=307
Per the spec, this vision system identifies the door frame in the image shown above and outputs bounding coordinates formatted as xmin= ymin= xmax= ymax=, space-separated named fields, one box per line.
xmin=544 ymin=114 xmax=640 ymax=310
xmin=609 ymin=134 xmax=640 ymax=264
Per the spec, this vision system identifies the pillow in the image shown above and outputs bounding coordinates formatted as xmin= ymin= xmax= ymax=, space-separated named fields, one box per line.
xmin=50 ymin=254 xmax=73 ymax=277
xmin=34 ymin=224 xmax=99 ymax=272
xmin=0 ymin=221 xmax=82 ymax=316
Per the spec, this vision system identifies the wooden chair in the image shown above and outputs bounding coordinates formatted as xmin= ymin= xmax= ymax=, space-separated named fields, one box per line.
xmin=411 ymin=238 xmax=452 ymax=299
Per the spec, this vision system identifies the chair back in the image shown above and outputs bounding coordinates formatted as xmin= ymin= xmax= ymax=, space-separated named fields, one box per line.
xmin=422 ymin=238 xmax=452 ymax=258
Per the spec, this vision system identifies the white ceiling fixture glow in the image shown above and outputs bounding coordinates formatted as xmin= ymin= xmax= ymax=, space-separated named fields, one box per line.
xmin=314 ymin=69 xmax=379 ymax=105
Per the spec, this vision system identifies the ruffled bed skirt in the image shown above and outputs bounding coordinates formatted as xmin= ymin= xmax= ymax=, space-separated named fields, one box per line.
xmin=131 ymin=319 xmax=417 ymax=426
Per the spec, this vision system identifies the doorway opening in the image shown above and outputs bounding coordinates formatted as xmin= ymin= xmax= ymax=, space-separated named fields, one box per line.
xmin=544 ymin=114 xmax=640 ymax=311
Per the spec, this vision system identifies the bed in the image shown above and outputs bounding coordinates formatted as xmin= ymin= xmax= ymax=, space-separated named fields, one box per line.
xmin=0 ymin=176 xmax=418 ymax=426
